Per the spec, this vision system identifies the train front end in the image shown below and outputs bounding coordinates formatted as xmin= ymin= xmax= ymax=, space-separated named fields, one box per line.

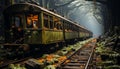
xmin=4 ymin=3 xmax=42 ymax=44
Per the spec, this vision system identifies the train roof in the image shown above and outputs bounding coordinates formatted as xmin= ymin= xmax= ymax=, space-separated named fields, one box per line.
xmin=4 ymin=3 xmax=91 ymax=32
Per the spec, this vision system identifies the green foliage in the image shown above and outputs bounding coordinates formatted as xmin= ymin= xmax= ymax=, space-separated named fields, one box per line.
xmin=8 ymin=64 xmax=26 ymax=69
xmin=44 ymin=65 xmax=55 ymax=69
xmin=104 ymin=65 xmax=120 ymax=69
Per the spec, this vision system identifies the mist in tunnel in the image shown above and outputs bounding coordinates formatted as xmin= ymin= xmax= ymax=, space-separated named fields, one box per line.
xmin=68 ymin=3 xmax=104 ymax=37
xmin=53 ymin=0 xmax=106 ymax=37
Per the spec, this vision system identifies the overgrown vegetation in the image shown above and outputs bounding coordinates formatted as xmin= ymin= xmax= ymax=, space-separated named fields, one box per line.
xmin=96 ymin=26 xmax=120 ymax=69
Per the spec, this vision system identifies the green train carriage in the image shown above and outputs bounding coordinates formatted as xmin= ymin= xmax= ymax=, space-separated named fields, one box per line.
xmin=4 ymin=3 xmax=92 ymax=45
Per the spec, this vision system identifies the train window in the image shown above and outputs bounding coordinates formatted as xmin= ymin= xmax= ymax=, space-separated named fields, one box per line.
xmin=75 ymin=26 xmax=76 ymax=31
xmin=72 ymin=25 xmax=75 ymax=31
xmin=59 ymin=23 xmax=62 ymax=30
xmin=69 ymin=24 xmax=72 ymax=31
xmin=59 ymin=20 xmax=63 ymax=30
xmin=70 ymin=25 xmax=73 ymax=31
xmin=11 ymin=16 xmax=21 ymax=28
xmin=49 ymin=16 xmax=53 ymax=29
xmin=73 ymin=26 xmax=75 ymax=31
xmin=26 ymin=14 xmax=38 ymax=29
xmin=68 ymin=24 xmax=70 ymax=31
xmin=67 ymin=23 xmax=69 ymax=30
xmin=15 ymin=17 xmax=20 ymax=27
xmin=54 ymin=22 xmax=57 ymax=30
xmin=57 ymin=23 xmax=59 ymax=30
xmin=55 ymin=21 xmax=61 ymax=30
xmin=53 ymin=17 xmax=63 ymax=31
xmin=53 ymin=17 xmax=60 ymax=30
xmin=43 ymin=14 xmax=49 ymax=29
xmin=64 ymin=23 xmax=67 ymax=31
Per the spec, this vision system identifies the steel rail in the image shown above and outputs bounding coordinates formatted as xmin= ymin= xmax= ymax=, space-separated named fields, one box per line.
xmin=59 ymin=42 xmax=96 ymax=69
xmin=85 ymin=43 xmax=95 ymax=69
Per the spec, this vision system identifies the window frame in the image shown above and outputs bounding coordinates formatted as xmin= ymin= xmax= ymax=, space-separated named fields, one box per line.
xmin=43 ymin=13 xmax=49 ymax=29
xmin=26 ymin=13 xmax=39 ymax=29
xmin=49 ymin=16 xmax=54 ymax=29
xmin=11 ymin=15 xmax=22 ymax=28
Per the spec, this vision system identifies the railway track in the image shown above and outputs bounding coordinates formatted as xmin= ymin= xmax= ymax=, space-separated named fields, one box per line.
xmin=58 ymin=41 xmax=96 ymax=69
xmin=0 ymin=39 xmax=96 ymax=69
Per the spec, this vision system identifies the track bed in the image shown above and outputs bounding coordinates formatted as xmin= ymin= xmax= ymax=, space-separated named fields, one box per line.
xmin=59 ymin=40 xmax=96 ymax=69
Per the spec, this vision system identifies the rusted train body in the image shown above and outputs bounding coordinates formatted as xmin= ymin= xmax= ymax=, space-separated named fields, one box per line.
xmin=4 ymin=3 xmax=93 ymax=45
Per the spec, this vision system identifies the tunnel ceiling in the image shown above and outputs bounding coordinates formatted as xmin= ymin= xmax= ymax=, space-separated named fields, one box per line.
xmin=87 ymin=0 xmax=120 ymax=26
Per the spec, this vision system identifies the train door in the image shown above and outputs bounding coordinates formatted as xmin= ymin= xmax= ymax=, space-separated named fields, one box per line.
xmin=10 ymin=14 xmax=24 ymax=43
